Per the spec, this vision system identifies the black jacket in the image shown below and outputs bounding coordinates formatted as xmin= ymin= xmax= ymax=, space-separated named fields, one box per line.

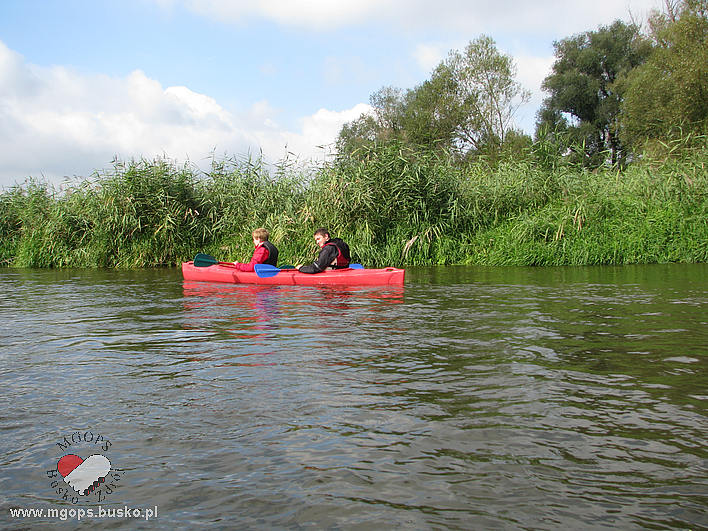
xmin=299 ymin=238 xmax=350 ymax=273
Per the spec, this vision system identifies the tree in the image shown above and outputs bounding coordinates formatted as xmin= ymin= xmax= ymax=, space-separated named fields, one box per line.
xmin=419 ymin=36 xmax=530 ymax=157
xmin=619 ymin=0 xmax=708 ymax=150
xmin=536 ymin=21 xmax=651 ymax=166
xmin=335 ymin=113 xmax=379 ymax=156
xmin=335 ymin=86 xmax=406 ymax=156
xmin=399 ymin=73 xmax=462 ymax=150
xmin=336 ymin=36 xmax=530 ymax=160
xmin=369 ymin=86 xmax=406 ymax=136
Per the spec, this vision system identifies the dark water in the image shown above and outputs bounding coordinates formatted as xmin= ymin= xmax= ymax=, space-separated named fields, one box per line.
xmin=1 ymin=264 xmax=706 ymax=530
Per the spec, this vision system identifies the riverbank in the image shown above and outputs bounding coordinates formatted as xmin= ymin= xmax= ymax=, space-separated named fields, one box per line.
xmin=1 ymin=137 xmax=706 ymax=268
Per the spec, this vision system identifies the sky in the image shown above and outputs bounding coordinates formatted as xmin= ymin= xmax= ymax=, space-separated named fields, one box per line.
xmin=0 ymin=0 xmax=663 ymax=189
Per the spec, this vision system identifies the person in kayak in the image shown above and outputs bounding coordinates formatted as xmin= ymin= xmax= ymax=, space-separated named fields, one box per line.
xmin=232 ymin=228 xmax=279 ymax=271
xmin=296 ymin=228 xmax=351 ymax=273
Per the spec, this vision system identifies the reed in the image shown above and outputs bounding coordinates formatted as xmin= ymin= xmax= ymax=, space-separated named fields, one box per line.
xmin=463 ymin=137 xmax=708 ymax=265
xmin=0 ymin=135 xmax=705 ymax=268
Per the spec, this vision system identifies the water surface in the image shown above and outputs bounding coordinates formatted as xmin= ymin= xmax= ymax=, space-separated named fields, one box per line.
xmin=1 ymin=264 xmax=706 ymax=529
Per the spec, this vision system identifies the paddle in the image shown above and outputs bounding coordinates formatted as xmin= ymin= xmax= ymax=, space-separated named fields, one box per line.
xmin=254 ymin=264 xmax=284 ymax=278
xmin=194 ymin=253 xmax=298 ymax=271
xmin=254 ymin=263 xmax=364 ymax=278
xmin=194 ymin=253 xmax=237 ymax=268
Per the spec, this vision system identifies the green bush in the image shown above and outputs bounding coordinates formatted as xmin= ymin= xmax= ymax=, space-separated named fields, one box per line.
xmin=0 ymin=136 xmax=706 ymax=268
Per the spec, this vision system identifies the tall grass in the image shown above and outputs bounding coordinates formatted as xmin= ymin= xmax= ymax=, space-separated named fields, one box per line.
xmin=463 ymin=138 xmax=707 ymax=265
xmin=1 ymin=136 xmax=706 ymax=268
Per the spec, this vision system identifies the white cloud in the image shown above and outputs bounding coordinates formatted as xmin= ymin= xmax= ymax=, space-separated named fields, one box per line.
xmin=0 ymin=40 xmax=371 ymax=188
xmin=288 ymin=103 xmax=372 ymax=155
xmin=238 ymin=103 xmax=373 ymax=165
xmin=184 ymin=0 xmax=385 ymax=30
xmin=413 ymin=44 xmax=446 ymax=74
xmin=175 ymin=0 xmax=663 ymax=35
xmin=424 ymin=0 xmax=662 ymax=36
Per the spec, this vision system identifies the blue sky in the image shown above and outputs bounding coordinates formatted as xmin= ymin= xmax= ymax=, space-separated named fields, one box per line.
xmin=0 ymin=0 xmax=662 ymax=188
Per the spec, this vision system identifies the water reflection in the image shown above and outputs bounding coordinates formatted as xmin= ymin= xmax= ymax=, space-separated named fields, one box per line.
xmin=181 ymin=281 xmax=405 ymax=328
xmin=183 ymin=281 xmax=283 ymax=332
xmin=179 ymin=281 xmax=406 ymax=369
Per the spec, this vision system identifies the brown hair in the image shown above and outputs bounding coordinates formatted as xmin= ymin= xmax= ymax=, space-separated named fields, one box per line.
xmin=313 ymin=228 xmax=329 ymax=238
xmin=252 ymin=228 xmax=269 ymax=241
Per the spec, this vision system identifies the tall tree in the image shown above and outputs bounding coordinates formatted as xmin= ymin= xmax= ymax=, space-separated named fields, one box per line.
xmin=400 ymin=72 xmax=462 ymax=150
xmin=369 ymin=86 xmax=405 ymax=134
xmin=336 ymin=36 xmax=530 ymax=159
xmin=335 ymin=86 xmax=405 ymax=155
xmin=619 ymin=0 xmax=708 ymax=150
xmin=437 ymin=36 xmax=530 ymax=154
xmin=536 ymin=20 xmax=651 ymax=165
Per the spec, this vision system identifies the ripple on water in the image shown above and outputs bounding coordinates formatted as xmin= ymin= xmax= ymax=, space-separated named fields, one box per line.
xmin=0 ymin=265 xmax=706 ymax=529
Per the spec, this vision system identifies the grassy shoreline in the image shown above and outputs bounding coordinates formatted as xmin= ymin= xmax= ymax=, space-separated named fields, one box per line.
xmin=1 ymin=139 xmax=706 ymax=268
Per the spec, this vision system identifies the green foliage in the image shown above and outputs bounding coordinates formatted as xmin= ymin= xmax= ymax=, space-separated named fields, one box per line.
xmin=465 ymin=136 xmax=708 ymax=265
xmin=2 ymin=134 xmax=704 ymax=269
xmin=0 ymin=155 xmax=304 ymax=268
xmin=619 ymin=0 xmax=708 ymax=150
xmin=336 ymin=36 xmax=530 ymax=162
xmin=432 ymin=36 xmax=531 ymax=156
xmin=537 ymin=20 xmax=651 ymax=166
xmin=336 ymin=113 xmax=379 ymax=156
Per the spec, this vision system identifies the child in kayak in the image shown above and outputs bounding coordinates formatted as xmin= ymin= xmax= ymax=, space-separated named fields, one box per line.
xmin=296 ymin=228 xmax=350 ymax=273
xmin=232 ymin=228 xmax=279 ymax=271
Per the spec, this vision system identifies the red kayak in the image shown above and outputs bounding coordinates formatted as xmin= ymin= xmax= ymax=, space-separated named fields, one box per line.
xmin=181 ymin=261 xmax=405 ymax=286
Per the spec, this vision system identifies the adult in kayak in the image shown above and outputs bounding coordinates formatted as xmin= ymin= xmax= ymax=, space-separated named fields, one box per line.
xmin=296 ymin=228 xmax=351 ymax=273
xmin=232 ymin=228 xmax=279 ymax=271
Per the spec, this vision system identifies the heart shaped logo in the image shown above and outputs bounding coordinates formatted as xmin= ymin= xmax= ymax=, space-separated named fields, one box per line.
xmin=57 ymin=454 xmax=111 ymax=495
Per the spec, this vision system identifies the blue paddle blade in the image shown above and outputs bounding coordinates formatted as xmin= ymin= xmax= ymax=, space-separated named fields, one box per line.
xmin=254 ymin=264 xmax=281 ymax=278
xmin=254 ymin=263 xmax=362 ymax=276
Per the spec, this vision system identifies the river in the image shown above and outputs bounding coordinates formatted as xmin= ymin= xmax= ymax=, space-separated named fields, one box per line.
xmin=1 ymin=264 xmax=706 ymax=529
